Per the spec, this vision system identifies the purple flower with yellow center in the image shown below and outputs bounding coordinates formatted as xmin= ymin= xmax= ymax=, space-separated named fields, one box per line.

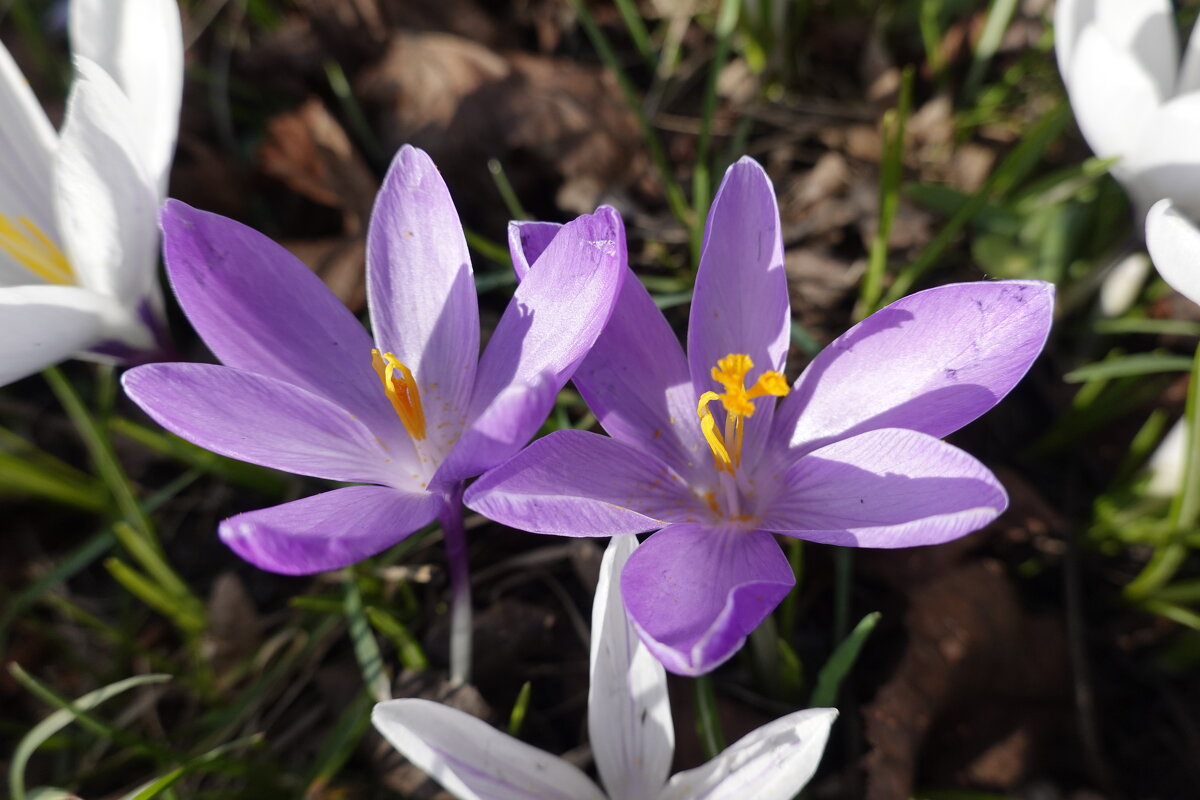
xmin=467 ymin=156 xmax=1054 ymax=676
xmin=122 ymin=145 xmax=625 ymax=682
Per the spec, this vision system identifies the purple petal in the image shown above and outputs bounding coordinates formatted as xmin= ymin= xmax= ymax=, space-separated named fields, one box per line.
xmin=123 ymin=362 xmax=406 ymax=485
xmin=219 ymin=485 xmax=442 ymax=575
xmin=759 ymin=427 xmax=1006 ymax=547
xmin=160 ymin=201 xmax=403 ymax=447
xmin=465 ymin=429 xmax=702 ymax=535
xmin=454 ymin=206 xmax=626 ymax=474
xmin=508 ymin=219 xmax=564 ymax=281
xmin=621 ymin=524 xmax=794 ymax=676
xmin=776 ymin=280 xmax=1054 ymax=455
xmin=572 ymin=270 xmax=711 ymax=483
xmin=367 ymin=146 xmax=480 ymax=457
xmin=687 ymin=158 xmax=790 ymax=468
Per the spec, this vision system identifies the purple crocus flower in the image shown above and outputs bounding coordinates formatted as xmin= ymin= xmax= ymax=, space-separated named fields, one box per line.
xmin=122 ymin=145 xmax=625 ymax=681
xmin=467 ymin=156 xmax=1054 ymax=676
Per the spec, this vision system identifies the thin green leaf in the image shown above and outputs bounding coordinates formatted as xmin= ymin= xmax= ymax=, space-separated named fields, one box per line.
xmin=1064 ymin=354 xmax=1194 ymax=383
xmin=365 ymin=606 xmax=430 ymax=671
xmin=694 ymin=674 xmax=725 ymax=759
xmin=508 ymin=681 xmax=533 ymax=737
xmin=810 ymin=611 xmax=881 ymax=708
xmin=487 ymin=159 xmax=530 ymax=221
xmin=304 ymin=693 xmax=373 ymax=794
xmin=104 ymin=558 xmax=205 ymax=634
xmin=117 ymin=734 xmax=262 ymax=800
xmin=345 ymin=579 xmax=391 ymax=702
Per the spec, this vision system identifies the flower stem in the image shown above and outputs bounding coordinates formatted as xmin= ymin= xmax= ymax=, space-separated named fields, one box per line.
xmin=439 ymin=486 xmax=473 ymax=685
xmin=694 ymin=674 xmax=725 ymax=759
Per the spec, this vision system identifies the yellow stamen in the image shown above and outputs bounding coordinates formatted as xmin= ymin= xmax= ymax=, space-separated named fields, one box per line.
xmin=697 ymin=353 xmax=789 ymax=473
xmin=371 ymin=349 xmax=426 ymax=440
xmin=0 ymin=214 xmax=74 ymax=285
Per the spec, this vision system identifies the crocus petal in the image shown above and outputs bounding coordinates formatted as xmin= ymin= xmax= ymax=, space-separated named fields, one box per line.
xmin=687 ymin=158 xmax=790 ymax=468
xmin=1146 ymin=199 xmax=1200 ymax=307
xmin=122 ymin=362 xmax=403 ymax=485
xmin=0 ymin=41 xmax=58 ymax=284
xmin=1125 ymin=94 xmax=1200 ymax=222
xmin=0 ymin=285 xmax=126 ymax=384
xmin=590 ymin=536 xmax=673 ymax=800
xmin=621 ymin=524 xmax=794 ymax=676
xmin=759 ymin=428 xmax=1007 ymax=548
xmin=656 ymin=708 xmax=837 ymax=800
xmin=161 ymin=201 xmax=408 ymax=455
xmin=1058 ymin=22 xmax=1168 ymax=161
xmin=508 ymin=220 xmax=564 ymax=281
xmin=219 ymin=486 xmax=441 ymax=575
xmin=1179 ymin=13 xmax=1200 ymax=95
xmin=465 ymin=429 xmax=700 ymax=536
xmin=54 ymin=58 xmax=159 ymax=307
xmin=69 ymin=0 xmax=183 ymax=196
xmin=367 ymin=145 xmax=479 ymax=458
xmin=777 ymin=280 xmax=1053 ymax=455
xmin=372 ymin=699 xmax=607 ymax=800
xmin=454 ymin=206 xmax=625 ymax=472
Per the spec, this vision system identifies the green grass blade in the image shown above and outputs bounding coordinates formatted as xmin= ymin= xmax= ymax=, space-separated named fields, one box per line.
xmin=694 ymin=674 xmax=725 ymax=758
xmin=962 ymin=0 xmax=1020 ymax=101
xmin=1064 ymin=353 xmax=1195 ymax=383
xmin=691 ymin=0 xmax=741 ymax=264
xmin=810 ymin=611 xmax=881 ymax=708
xmin=365 ymin=606 xmax=430 ymax=671
xmin=508 ymin=681 xmax=533 ymax=737
xmin=9 ymin=667 xmax=171 ymax=800
xmin=487 ymin=159 xmax=530 ymax=221
xmin=345 ymin=579 xmax=391 ymax=702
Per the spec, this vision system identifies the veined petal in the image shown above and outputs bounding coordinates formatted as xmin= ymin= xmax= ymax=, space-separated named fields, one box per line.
xmin=688 ymin=158 xmax=790 ymax=468
xmin=0 ymin=285 xmax=120 ymax=384
xmin=465 ymin=430 xmax=699 ymax=536
xmin=1125 ymin=94 xmax=1200 ymax=223
xmin=219 ymin=486 xmax=441 ymax=575
xmin=122 ymin=362 xmax=405 ymax=485
xmin=777 ymin=280 xmax=1053 ymax=455
xmin=656 ymin=708 xmax=837 ymax=800
xmin=508 ymin=219 xmax=564 ymax=281
xmin=759 ymin=428 xmax=1007 ymax=548
xmin=367 ymin=145 xmax=479 ymax=458
xmin=590 ymin=537 xmax=673 ymax=800
xmin=372 ymin=699 xmax=607 ymax=800
xmin=1146 ymin=199 xmax=1200 ymax=307
xmin=161 ymin=201 xmax=409 ymax=455
xmin=621 ymin=524 xmax=794 ymax=676
xmin=458 ymin=206 xmax=625 ymax=473
xmin=55 ymin=58 xmax=159 ymax=307
xmin=69 ymin=0 xmax=183 ymax=196
xmin=508 ymin=219 xmax=708 ymax=482
xmin=0 ymin=41 xmax=58 ymax=285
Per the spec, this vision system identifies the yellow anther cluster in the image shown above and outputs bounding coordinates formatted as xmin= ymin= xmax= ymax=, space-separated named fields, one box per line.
xmin=697 ymin=353 xmax=789 ymax=473
xmin=0 ymin=215 xmax=74 ymax=285
xmin=371 ymin=349 xmax=427 ymax=441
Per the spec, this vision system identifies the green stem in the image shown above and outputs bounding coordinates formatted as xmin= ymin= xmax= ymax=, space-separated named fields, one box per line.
xmin=694 ymin=674 xmax=725 ymax=759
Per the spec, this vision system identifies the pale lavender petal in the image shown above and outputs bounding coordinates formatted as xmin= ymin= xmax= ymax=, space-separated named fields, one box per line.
xmin=589 ymin=536 xmax=673 ymax=800
xmin=455 ymin=206 xmax=625 ymax=473
xmin=372 ymin=699 xmax=607 ymax=800
xmin=574 ymin=271 xmax=711 ymax=483
xmin=367 ymin=146 xmax=479 ymax=457
xmin=122 ymin=362 xmax=402 ymax=485
xmin=508 ymin=220 xmax=563 ymax=280
xmin=657 ymin=708 xmax=837 ymax=800
xmin=160 ymin=201 xmax=406 ymax=452
xmin=464 ymin=429 xmax=702 ymax=536
xmin=687 ymin=158 xmax=790 ymax=468
xmin=220 ymin=485 xmax=441 ymax=575
xmin=759 ymin=428 xmax=1006 ymax=548
xmin=621 ymin=524 xmax=794 ymax=676
xmin=777 ymin=280 xmax=1054 ymax=455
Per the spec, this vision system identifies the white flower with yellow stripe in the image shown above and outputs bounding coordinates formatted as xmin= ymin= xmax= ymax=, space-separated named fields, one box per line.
xmin=0 ymin=0 xmax=182 ymax=384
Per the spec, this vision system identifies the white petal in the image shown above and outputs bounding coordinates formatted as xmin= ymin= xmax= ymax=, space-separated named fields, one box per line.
xmin=54 ymin=58 xmax=160 ymax=307
xmin=1145 ymin=418 xmax=1187 ymax=498
xmin=1062 ymin=25 xmax=1164 ymax=162
xmin=1179 ymin=17 xmax=1200 ymax=94
xmin=656 ymin=708 xmax=837 ymax=800
xmin=589 ymin=536 xmax=673 ymax=800
xmin=0 ymin=41 xmax=59 ymax=285
xmin=69 ymin=0 xmax=183 ymax=196
xmin=1124 ymin=94 xmax=1200 ymax=223
xmin=1146 ymin=199 xmax=1200 ymax=307
xmin=1052 ymin=0 xmax=1087 ymax=82
xmin=1098 ymin=251 xmax=1151 ymax=317
xmin=0 ymin=285 xmax=139 ymax=385
xmin=1092 ymin=0 xmax=1177 ymax=97
xmin=372 ymin=699 xmax=607 ymax=800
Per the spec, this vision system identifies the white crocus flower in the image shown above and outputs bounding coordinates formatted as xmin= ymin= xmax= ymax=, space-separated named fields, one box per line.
xmin=0 ymin=0 xmax=182 ymax=385
xmin=1146 ymin=198 xmax=1200 ymax=307
xmin=373 ymin=536 xmax=837 ymax=800
xmin=1055 ymin=0 xmax=1200 ymax=224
